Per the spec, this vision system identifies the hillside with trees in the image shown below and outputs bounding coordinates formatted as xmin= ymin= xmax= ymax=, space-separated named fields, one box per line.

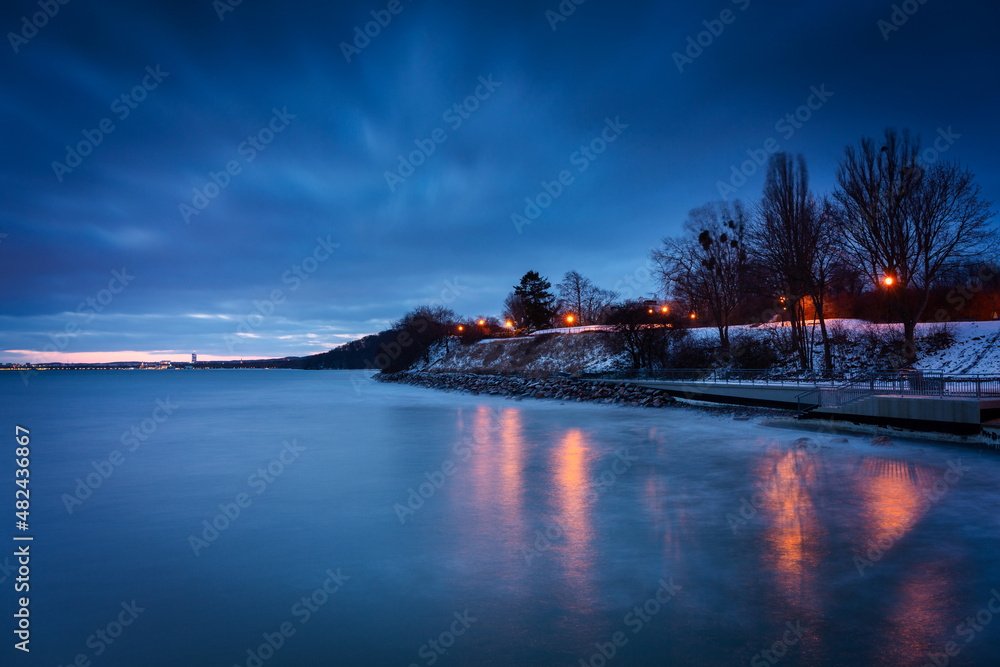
xmin=303 ymin=127 xmax=997 ymax=375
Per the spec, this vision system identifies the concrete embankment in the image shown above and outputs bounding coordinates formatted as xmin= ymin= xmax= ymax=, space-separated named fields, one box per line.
xmin=376 ymin=371 xmax=677 ymax=408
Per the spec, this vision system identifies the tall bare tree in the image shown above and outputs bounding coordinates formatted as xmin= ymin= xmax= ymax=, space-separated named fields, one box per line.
xmin=652 ymin=200 xmax=750 ymax=350
xmin=752 ymin=154 xmax=839 ymax=370
xmin=557 ymin=271 xmax=593 ymax=323
xmin=582 ymin=286 xmax=618 ymax=324
xmin=557 ymin=270 xmax=617 ymax=324
xmin=833 ymin=128 xmax=996 ymax=363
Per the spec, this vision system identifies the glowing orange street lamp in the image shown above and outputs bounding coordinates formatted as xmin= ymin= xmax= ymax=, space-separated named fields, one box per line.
xmin=647 ymin=307 xmax=654 ymax=314
xmin=883 ymin=275 xmax=895 ymax=287
xmin=690 ymin=313 xmax=697 ymax=320
xmin=457 ymin=325 xmax=464 ymax=332
xmin=478 ymin=319 xmax=486 ymax=326
xmin=565 ymin=314 xmax=575 ymax=325
xmin=505 ymin=320 xmax=514 ymax=329
xmin=660 ymin=305 xmax=669 ymax=314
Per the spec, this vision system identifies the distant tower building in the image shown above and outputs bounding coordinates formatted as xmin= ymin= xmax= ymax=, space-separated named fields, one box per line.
xmin=192 ymin=352 xmax=197 ymax=363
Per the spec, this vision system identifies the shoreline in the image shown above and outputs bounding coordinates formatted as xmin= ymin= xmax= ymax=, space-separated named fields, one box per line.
xmin=376 ymin=371 xmax=997 ymax=449
xmin=375 ymin=371 xmax=679 ymax=408
xmin=375 ymin=370 xmax=786 ymax=422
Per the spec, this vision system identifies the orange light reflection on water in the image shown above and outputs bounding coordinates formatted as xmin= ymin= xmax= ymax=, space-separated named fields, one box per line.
xmin=552 ymin=428 xmax=597 ymax=604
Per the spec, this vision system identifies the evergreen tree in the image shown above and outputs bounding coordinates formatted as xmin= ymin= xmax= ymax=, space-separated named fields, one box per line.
xmin=514 ymin=271 xmax=556 ymax=331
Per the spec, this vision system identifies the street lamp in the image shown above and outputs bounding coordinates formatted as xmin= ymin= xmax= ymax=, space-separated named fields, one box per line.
xmin=565 ymin=314 xmax=575 ymax=325
xmin=478 ymin=319 xmax=486 ymax=326
xmin=457 ymin=325 xmax=464 ymax=332
xmin=883 ymin=275 xmax=895 ymax=287
xmin=505 ymin=320 xmax=514 ymax=329
xmin=660 ymin=305 xmax=669 ymax=314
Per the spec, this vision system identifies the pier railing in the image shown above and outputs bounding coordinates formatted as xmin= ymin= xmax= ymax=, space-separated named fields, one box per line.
xmin=589 ymin=368 xmax=854 ymax=385
xmin=587 ymin=368 xmax=1000 ymax=405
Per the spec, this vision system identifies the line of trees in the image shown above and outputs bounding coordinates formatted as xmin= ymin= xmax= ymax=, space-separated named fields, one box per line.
xmin=502 ymin=269 xmax=618 ymax=331
xmin=314 ymin=128 xmax=996 ymax=373
xmin=652 ymin=128 xmax=996 ymax=367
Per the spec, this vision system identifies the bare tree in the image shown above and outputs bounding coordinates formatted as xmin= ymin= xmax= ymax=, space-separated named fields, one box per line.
xmin=583 ymin=286 xmax=618 ymax=324
xmin=833 ymin=128 xmax=996 ymax=363
xmin=557 ymin=271 xmax=593 ymax=323
xmin=752 ymin=154 xmax=839 ymax=370
xmin=810 ymin=198 xmax=844 ymax=370
xmin=502 ymin=292 xmax=529 ymax=331
xmin=556 ymin=271 xmax=618 ymax=324
xmin=652 ymin=200 xmax=750 ymax=350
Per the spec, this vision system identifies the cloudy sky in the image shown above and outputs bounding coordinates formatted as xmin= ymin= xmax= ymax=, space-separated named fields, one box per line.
xmin=1 ymin=0 xmax=997 ymax=362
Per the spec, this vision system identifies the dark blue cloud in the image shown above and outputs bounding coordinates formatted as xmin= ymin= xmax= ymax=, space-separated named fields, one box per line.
xmin=1 ymin=0 xmax=997 ymax=360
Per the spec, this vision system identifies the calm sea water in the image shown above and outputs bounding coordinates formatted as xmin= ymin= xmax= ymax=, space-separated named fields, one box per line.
xmin=2 ymin=370 xmax=1000 ymax=666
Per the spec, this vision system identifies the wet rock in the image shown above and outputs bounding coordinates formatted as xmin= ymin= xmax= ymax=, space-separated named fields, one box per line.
xmin=375 ymin=371 xmax=677 ymax=409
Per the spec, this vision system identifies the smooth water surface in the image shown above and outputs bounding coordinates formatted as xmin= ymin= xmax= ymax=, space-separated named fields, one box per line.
xmin=2 ymin=370 xmax=1000 ymax=666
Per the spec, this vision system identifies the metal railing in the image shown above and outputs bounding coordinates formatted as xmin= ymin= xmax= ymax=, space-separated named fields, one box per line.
xmin=587 ymin=368 xmax=1000 ymax=410
xmin=588 ymin=368 xmax=855 ymax=385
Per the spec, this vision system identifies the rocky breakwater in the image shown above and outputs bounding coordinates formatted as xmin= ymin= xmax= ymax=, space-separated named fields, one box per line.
xmin=376 ymin=371 xmax=677 ymax=408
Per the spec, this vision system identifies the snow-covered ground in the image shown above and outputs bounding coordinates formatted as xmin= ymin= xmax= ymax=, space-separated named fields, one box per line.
xmin=417 ymin=319 xmax=1000 ymax=375
xmin=415 ymin=332 xmax=627 ymax=374
xmin=911 ymin=320 xmax=1000 ymax=373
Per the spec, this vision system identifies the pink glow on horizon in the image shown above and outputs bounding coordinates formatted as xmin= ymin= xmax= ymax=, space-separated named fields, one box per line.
xmin=2 ymin=350 xmax=246 ymax=364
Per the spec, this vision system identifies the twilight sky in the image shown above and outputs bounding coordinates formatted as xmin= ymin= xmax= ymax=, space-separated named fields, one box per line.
xmin=1 ymin=0 xmax=998 ymax=362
